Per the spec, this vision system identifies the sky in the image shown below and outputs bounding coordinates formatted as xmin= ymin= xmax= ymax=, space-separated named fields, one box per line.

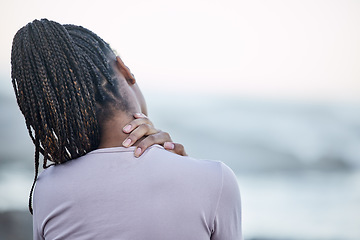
xmin=0 ymin=0 xmax=359 ymax=103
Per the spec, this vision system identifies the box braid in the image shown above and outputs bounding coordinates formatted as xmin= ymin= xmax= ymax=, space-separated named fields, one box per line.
xmin=11 ymin=19 xmax=130 ymax=214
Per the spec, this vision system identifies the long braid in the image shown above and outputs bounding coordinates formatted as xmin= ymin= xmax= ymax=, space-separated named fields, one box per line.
xmin=29 ymin=137 xmax=40 ymax=214
xmin=11 ymin=19 xmax=131 ymax=214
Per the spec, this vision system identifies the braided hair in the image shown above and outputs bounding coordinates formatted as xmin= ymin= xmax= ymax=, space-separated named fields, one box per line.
xmin=11 ymin=19 xmax=130 ymax=214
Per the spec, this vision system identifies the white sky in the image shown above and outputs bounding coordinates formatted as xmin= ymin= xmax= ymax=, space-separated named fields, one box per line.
xmin=0 ymin=0 xmax=359 ymax=103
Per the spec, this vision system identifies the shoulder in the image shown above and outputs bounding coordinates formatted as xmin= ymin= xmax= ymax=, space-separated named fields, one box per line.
xmin=146 ymin=146 xmax=237 ymax=196
xmin=216 ymin=162 xmax=240 ymax=206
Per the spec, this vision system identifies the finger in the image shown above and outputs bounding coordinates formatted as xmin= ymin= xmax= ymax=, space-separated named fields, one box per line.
xmin=164 ymin=142 xmax=187 ymax=156
xmin=134 ymin=131 xmax=172 ymax=157
xmin=123 ymin=117 xmax=154 ymax=134
xmin=122 ymin=124 xmax=158 ymax=148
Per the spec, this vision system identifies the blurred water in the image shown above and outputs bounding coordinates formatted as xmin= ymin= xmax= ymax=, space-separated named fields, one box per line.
xmin=147 ymin=92 xmax=360 ymax=172
xmin=1 ymin=91 xmax=360 ymax=239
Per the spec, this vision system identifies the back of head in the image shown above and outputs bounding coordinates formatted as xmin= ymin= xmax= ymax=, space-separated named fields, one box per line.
xmin=11 ymin=19 xmax=129 ymax=213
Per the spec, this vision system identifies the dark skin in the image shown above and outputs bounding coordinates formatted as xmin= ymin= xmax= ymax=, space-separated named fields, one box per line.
xmin=98 ymin=56 xmax=187 ymax=157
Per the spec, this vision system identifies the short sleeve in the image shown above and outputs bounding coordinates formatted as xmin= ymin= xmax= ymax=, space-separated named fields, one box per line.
xmin=211 ymin=162 xmax=242 ymax=240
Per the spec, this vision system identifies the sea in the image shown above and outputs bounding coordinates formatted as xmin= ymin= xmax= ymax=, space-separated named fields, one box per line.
xmin=1 ymin=90 xmax=359 ymax=240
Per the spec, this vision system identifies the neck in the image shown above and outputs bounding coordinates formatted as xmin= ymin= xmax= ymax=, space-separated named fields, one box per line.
xmin=97 ymin=111 xmax=136 ymax=149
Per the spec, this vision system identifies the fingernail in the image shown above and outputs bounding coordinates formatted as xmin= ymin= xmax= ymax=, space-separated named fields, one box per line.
xmin=164 ymin=142 xmax=174 ymax=150
xmin=123 ymin=124 xmax=131 ymax=133
xmin=123 ymin=138 xmax=131 ymax=147
xmin=135 ymin=113 xmax=145 ymax=117
xmin=135 ymin=147 xmax=142 ymax=157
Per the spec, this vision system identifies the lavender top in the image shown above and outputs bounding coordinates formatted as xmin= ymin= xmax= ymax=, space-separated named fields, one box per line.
xmin=33 ymin=145 xmax=242 ymax=239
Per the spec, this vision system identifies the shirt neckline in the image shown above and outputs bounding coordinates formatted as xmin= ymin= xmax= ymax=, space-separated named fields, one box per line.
xmin=87 ymin=144 xmax=163 ymax=155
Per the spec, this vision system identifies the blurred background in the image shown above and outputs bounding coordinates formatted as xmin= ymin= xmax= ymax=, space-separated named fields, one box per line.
xmin=1 ymin=0 xmax=359 ymax=239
